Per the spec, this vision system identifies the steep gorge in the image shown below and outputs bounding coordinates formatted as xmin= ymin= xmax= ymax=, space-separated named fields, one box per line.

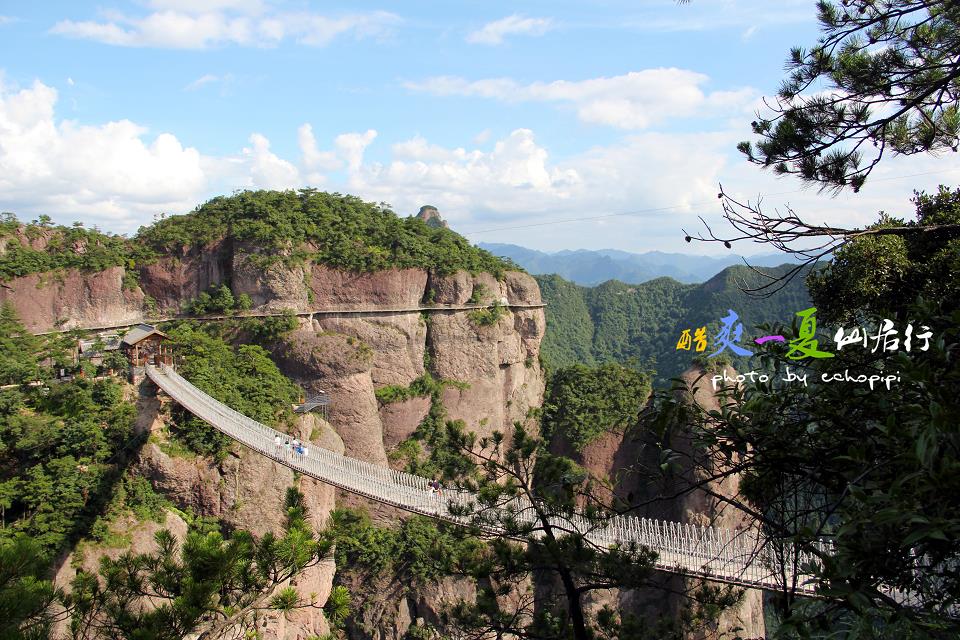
xmin=0 ymin=195 xmax=764 ymax=640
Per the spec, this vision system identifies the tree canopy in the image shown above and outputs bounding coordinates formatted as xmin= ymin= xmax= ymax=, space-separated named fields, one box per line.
xmin=739 ymin=0 xmax=960 ymax=192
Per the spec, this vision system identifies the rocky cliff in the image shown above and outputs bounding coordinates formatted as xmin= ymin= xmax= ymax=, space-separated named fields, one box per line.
xmin=11 ymin=238 xmax=545 ymax=638
xmin=547 ymin=365 xmax=765 ymax=640
xmin=6 ymin=226 xmax=763 ymax=639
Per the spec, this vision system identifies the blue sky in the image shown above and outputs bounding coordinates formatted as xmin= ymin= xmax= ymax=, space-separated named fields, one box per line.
xmin=1 ymin=0 xmax=957 ymax=253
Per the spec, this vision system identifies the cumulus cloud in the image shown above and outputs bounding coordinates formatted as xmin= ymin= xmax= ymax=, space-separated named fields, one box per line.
xmin=240 ymin=133 xmax=300 ymax=189
xmin=0 ymin=77 xmax=305 ymax=229
xmin=50 ymin=4 xmax=400 ymax=49
xmin=406 ymin=69 xmax=757 ymax=130
xmin=4 ymin=74 xmax=954 ymax=251
xmin=466 ymin=15 xmax=553 ymax=45
xmin=0 ymin=78 xmax=206 ymax=227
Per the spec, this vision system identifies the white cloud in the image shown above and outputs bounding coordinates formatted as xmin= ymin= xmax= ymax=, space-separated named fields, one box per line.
xmin=146 ymin=0 xmax=266 ymax=14
xmin=466 ymin=15 xmax=553 ymax=45
xmin=0 ymin=78 xmax=206 ymax=227
xmin=406 ymin=69 xmax=757 ymax=130
xmin=241 ymin=133 xmax=300 ymax=189
xmin=742 ymin=25 xmax=758 ymax=40
xmin=184 ymin=73 xmax=219 ymax=91
xmin=4 ymin=73 xmax=956 ymax=252
xmin=298 ymin=123 xmax=342 ymax=173
xmin=50 ymin=5 xmax=400 ymax=49
xmin=0 ymin=15 xmax=15 ymax=26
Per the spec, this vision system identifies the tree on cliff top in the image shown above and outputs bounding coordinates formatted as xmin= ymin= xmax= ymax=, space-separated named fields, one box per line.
xmin=137 ymin=189 xmax=517 ymax=277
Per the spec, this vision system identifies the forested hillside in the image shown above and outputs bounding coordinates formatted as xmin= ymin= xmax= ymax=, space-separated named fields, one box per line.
xmin=0 ymin=190 xmax=517 ymax=282
xmin=536 ymin=264 xmax=813 ymax=380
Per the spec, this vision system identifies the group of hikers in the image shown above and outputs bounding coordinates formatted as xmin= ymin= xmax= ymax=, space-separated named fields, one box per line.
xmin=273 ymin=434 xmax=309 ymax=458
xmin=272 ymin=432 xmax=449 ymax=499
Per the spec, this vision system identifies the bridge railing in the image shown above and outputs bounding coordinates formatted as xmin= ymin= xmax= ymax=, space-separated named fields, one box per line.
xmin=147 ymin=363 xmax=829 ymax=593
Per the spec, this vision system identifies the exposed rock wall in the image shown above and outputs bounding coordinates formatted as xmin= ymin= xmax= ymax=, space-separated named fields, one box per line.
xmin=132 ymin=410 xmax=343 ymax=639
xmin=0 ymin=266 xmax=144 ymax=332
xmin=546 ymin=364 xmax=765 ymax=640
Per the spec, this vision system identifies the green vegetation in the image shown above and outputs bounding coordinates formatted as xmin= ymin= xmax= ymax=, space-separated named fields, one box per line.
xmin=0 ymin=303 xmax=43 ymax=385
xmin=331 ymin=508 xmax=484 ymax=586
xmin=0 ymin=537 xmax=61 ymax=640
xmin=62 ymin=488 xmax=334 ymax=639
xmin=536 ymin=263 xmax=812 ymax=381
xmin=0 ymin=215 xmax=137 ymax=281
xmin=0 ymin=190 xmax=519 ymax=283
xmin=183 ymin=283 xmax=252 ymax=316
xmin=468 ymin=282 xmax=489 ymax=304
xmin=808 ymin=186 xmax=960 ymax=324
xmin=467 ymin=301 xmax=506 ymax=327
xmin=0 ymin=309 xmax=138 ymax=556
xmin=738 ymin=1 xmax=960 ymax=192
xmin=239 ymin=311 xmax=298 ymax=342
xmin=138 ymin=189 xmax=517 ymax=276
xmin=374 ymin=371 xmax=468 ymax=405
xmin=541 ymin=363 xmax=651 ymax=450
xmin=164 ymin=323 xmax=301 ymax=459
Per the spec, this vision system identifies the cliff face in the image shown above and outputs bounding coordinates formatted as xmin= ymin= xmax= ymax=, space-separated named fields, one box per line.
xmin=8 ymin=237 xmax=760 ymax=639
xmin=546 ymin=365 xmax=765 ymax=640
xmin=10 ymin=244 xmax=544 ymax=639
xmin=0 ymin=266 xmax=144 ymax=331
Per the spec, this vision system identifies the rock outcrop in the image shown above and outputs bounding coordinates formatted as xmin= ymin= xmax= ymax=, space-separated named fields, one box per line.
xmin=0 ymin=266 xmax=144 ymax=332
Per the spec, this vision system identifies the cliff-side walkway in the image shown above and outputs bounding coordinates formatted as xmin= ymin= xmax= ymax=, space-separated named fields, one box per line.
xmin=33 ymin=302 xmax=546 ymax=336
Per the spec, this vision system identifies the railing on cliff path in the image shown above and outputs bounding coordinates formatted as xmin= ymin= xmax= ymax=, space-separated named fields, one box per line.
xmin=146 ymin=362 xmax=837 ymax=596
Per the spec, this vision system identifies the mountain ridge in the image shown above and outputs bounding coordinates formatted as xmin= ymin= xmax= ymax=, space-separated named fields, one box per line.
xmin=479 ymin=241 xmax=801 ymax=286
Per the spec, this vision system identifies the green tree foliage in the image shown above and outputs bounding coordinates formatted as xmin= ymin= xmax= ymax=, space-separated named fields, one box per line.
xmin=138 ymin=189 xmax=517 ymax=276
xmin=0 ymin=302 xmax=43 ymax=385
xmin=809 ymin=186 xmax=960 ymax=323
xmin=535 ymin=275 xmax=596 ymax=369
xmin=184 ymin=284 xmax=239 ymax=316
xmin=541 ymin=363 xmax=651 ymax=450
xmin=739 ymin=1 xmax=960 ymax=192
xmin=0 ymin=318 xmax=136 ymax=554
xmin=67 ymin=488 xmax=334 ymax=640
xmin=435 ymin=424 xmax=736 ymax=640
xmin=0 ymin=191 xmax=518 ymax=282
xmin=536 ymin=264 xmax=812 ymax=381
xmin=0 ymin=219 xmax=137 ymax=281
xmin=650 ymin=190 xmax=960 ymax=636
xmin=331 ymin=509 xmax=484 ymax=586
xmin=164 ymin=324 xmax=301 ymax=459
xmin=466 ymin=301 xmax=506 ymax=327
xmin=0 ymin=537 xmax=62 ymax=640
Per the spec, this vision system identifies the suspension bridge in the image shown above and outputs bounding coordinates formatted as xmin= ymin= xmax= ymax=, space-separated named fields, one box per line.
xmin=147 ymin=362 xmax=835 ymax=596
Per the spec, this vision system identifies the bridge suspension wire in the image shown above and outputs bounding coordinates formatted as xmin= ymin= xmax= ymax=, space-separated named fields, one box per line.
xmin=147 ymin=363 xmax=876 ymax=599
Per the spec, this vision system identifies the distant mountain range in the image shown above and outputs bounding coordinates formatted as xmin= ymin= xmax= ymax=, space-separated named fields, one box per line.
xmin=535 ymin=264 xmax=813 ymax=382
xmin=478 ymin=242 xmax=802 ymax=285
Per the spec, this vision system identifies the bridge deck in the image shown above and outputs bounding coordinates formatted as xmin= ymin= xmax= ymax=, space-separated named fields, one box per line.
xmin=147 ymin=363 xmax=828 ymax=594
